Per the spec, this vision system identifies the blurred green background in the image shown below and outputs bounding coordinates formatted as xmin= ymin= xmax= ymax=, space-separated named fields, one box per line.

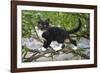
xmin=22 ymin=10 xmax=90 ymax=38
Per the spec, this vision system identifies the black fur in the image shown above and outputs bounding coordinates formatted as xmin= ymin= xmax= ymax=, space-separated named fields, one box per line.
xmin=42 ymin=18 xmax=81 ymax=48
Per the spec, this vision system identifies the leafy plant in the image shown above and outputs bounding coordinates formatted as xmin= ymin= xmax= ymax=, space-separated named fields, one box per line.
xmin=22 ymin=10 xmax=90 ymax=38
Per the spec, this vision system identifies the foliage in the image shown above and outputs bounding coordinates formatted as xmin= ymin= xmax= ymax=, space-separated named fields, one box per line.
xmin=22 ymin=10 xmax=90 ymax=38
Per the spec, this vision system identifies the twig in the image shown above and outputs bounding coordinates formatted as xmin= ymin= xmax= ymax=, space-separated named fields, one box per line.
xmin=56 ymin=48 xmax=89 ymax=59
xmin=23 ymin=49 xmax=53 ymax=62
xmin=70 ymin=49 xmax=89 ymax=59
xmin=23 ymin=52 xmax=38 ymax=62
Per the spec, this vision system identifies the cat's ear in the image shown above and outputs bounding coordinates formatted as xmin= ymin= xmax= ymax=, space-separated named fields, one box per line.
xmin=45 ymin=18 xmax=50 ymax=23
xmin=37 ymin=14 xmax=43 ymax=22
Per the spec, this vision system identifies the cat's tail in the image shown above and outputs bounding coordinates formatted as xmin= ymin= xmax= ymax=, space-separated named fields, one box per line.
xmin=67 ymin=18 xmax=81 ymax=34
